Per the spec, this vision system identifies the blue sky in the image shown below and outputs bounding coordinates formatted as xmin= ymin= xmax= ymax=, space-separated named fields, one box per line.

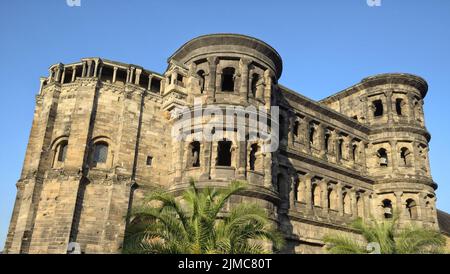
xmin=0 ymin=0 xmax=449 ymax=249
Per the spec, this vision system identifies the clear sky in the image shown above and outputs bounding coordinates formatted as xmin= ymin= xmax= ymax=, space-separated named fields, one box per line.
xmin=0 ymin=0 xmax=449 ymax=250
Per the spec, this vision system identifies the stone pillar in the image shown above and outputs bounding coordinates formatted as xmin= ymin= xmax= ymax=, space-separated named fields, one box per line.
xmin=171 ymin=70 xmax=177 ymax=85
xmin=363 ymin=191 xmax=372 ymax=219
xmin=386 ymin=91 xmax=393 ymax=123
xmin=407 ymin=93 xmax=416 ymax=124
xmin=199 ymin=140 xmax=212 ymax=180
xmin=304 ymin=173 xmax=313 ymax=210
xmin=320 ymin=180 xmax=328 ymax=210
xmin=390 ymin=140 xmax=398 ymax=171
xmin=147 ymin=75 xmax=153 ymax=90
xmin=335 ymin=132 xmax=342 ymax=164
xmin=81 ymin=61 xmax=87 ymax=77
xmin=93 ymin=60 xmax=99 ymax=77
xmin=86 ymin=60 xmax=93 ymax=77
xmin=112 ymin=67 xmax=118 ymax=83
xmin=135 ymin=68 xmax=142 ymax=85
xmin=318 ymin=124 xmax=326 ymax=159
xmin=263 ymin=149 xmax=272 ymax=188
xmin=263 ymin=70 xmax=273 ymax=110
xmin=236 ymin=140 xmax=247 ymax=180
xmin=174 ymin=140 xmax=184 ymax=181
xmin=38 ymin=77 xmax=46 ymax=94
xmin=394 ymin=191 xmax=404 ymax=219
xmin=60 ymin=67 xmax=66 ymax=84
xmin=71 ymin=66 xmax=77 ymax=82
xmin=350 ymin=190 xmax=358 ymax=217
xmin=239 ymin=58 xmax=251 ymax=101
xmin=337 ymin=182 xmax=344 ymax=216
xmin=207 ymin=56 xmax=218 ymax=101
xmin=97 ymin=63 xmax=103 ymax=80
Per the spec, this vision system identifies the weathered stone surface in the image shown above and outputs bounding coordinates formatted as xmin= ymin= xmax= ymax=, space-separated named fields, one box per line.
xmin=4 ymin=34 xmax=446 ymax=254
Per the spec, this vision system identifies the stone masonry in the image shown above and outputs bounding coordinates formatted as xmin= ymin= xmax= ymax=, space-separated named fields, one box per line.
xmin=4 ymin=34 xmax=445 ymax=254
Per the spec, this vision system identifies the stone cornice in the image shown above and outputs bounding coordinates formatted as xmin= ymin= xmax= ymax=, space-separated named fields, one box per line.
xmin=320 ymin=73 xmax=428 ymax=104
xmin=278 ymin=85 xmax=371 ymax=136
xmin=282 ymin=148 xmax=375 ymax=184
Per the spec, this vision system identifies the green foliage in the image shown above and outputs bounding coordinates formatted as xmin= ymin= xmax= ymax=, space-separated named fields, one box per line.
xmin=123 ymin=179 xmax=285 ymax=254
xmin=324 ymin=216 xmax=446 ymax=254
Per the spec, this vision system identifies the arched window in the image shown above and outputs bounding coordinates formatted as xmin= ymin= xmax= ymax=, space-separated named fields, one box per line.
xmin=327 ymin=188 xmax=337 ymax=210
xmin=296 ymin=177 xmax=306 ymax=203
xmin=309 ymin=123 xmax=316 ymax=145
xmin=189 ymin=141 xmax=200 ymax=167
xmin=406 ymin=199 xmax=418 ymax=219
xmin=250 ymin=73 xmax=259 ymax=97
xmin=373 ymin=100 xmax=384 ymax=117
xmin=93 ymin=142 xmax=108 ymax=165
xmin=217 ymin=140 xmax=232 ymax=166
xmin=382 ymin=199 xmax=393 ymax=219
xmin=400 ymin=147 xmax=411 ymax=167
xmin=249 ymin=143 xmax=258 ymax=171
xmin=197 ymin=70 xmax=205 ymax=93
xmin=312 ymin=184 xmax=321 ymax=207
xmin=338 ymin=139 xmax=344 ymax=160
xmin=377 ymin=148 xmax=388 ymax=167
xmin=343 ymin=192 xmax=351 ymax=214
xmin=396 ymin=98 xmax=403 ymax=116
xmin=221 ymin=67 xmax=235 ymax=92
xmin=352 ymin=143 xmax=358 ymax=162
xmin=57 ymin=140 xmax=68 ymax=162
xmin=293 ymin=120 xmax=300 ymax=139
xmin=324 ymin=133 xmax=331 ymax=153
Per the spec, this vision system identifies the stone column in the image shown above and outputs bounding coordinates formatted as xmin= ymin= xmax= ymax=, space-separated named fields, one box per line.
xmin=363 ymin=192 xmax=371 ymax=219
xmin=350 ymin=190 xmax=358 ymax=217
xmin=236 ymin=140 xmax=247 ymax=180
xmin=200 ymin=140 xmax=212 ymax=180
xmin=81 ymin=61 xmax=87 ymax=77
xmin=386 ymin=91 xmax=393 ymax=123
xmin=86 ymin=60 xmax=93 ymax=77
xmin=147 ymin=75 xmax=153 ymax=90
xmin=112 ymin=67 xmax=118 ymax=83
xmin=320 ymin=180 xmax=328 ymax=210
xmin=304 ymin=173 xmax=313 ymax=210
xmin=71 ymin=66 xmax=77 ymax=82
xmin=174 ymin=140 xmax=184 ymax=182
xmin=207 ymin=57 xmax=218 ymax=100
xmin=129 ymin=67 xmax=135 ymax=84
xmin=335 ymin=132 xmax=342 ymax=164
xmin=263 ymin=150 xmax=272 ymax=189
xmin=135 ymin=68 xmax=142 ymax=85
xmin=55 ymin=64 xmax=63 ymax=83
xmin=263 ymin=70 xmax=273 ymax=110
xmin=93 ymin=60 xmax=99 ymax=77
xmin=38 ymin=77 xmax=46 ymax=94
xmin=337 ymin=182 xmax=344 ymax=216
xmin=97 ymin=62 xmax=103 ymax=80
xmin=407 ymin=93 xmax=416 ymax=124
xmin=394 ymin=191 xmax=404 ymax=219
xmin=318 ymin=124 xmax=326 ymax=159
xmin=390 ymin=140 xmax=398 ymax=171
xmin=239 ymin=58 xmax=251 ymax=101
xmin=60 ymin=67 xmax=66 ymax=84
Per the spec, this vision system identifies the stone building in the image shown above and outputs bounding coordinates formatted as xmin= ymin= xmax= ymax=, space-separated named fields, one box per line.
xmin=4 ymin=34 xmax=449 ymax=254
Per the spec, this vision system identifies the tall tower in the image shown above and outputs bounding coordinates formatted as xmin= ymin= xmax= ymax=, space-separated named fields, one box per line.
xmin=362 ymin=74 xmax=437 ymax=227
xmin=162 ymin=34 xmax=284 ymax=226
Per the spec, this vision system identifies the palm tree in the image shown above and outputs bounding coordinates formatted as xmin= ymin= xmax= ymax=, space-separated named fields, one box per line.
xmin=123 ymin=179 xmax=285 ymax=254
xmin=323 ymin=216 xmax=446 ymax=254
